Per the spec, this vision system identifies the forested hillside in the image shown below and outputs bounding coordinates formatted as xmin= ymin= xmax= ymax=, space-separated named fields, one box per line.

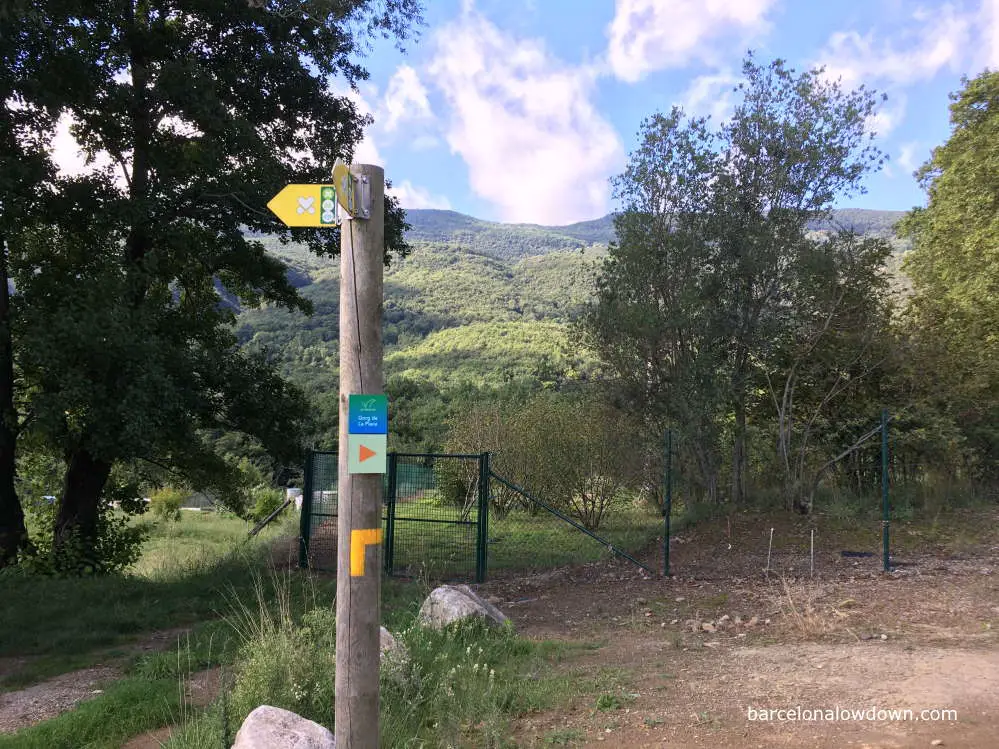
xmin=235 ymin=206 xmax=908 ymax=453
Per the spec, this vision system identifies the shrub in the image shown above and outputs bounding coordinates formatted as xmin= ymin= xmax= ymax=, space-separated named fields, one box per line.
xmin=432 ymin=460 xmax=479 ymax=519
xmin=250 ymin=487 xmax=285 ymax=523
xmin=18 ymin=494 xmax=147 ymax=576
xmin=150 ymin=486 xmax=186 ymax=522
xmin=444 ymin=392 xmax=641 ymax=529
xmin=228 ymin=605 xmax=336 ymax=727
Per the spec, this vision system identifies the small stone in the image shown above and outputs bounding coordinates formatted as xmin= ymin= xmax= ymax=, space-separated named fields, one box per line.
xmin=718 ymin=615 xmax=730 ymax=623
xmin=764 ymin=618 xmax=771 ymax=625
xmin=734 ymin=615 xmax=743 ymax=625
xmin=701 ymin=622 xmax=717 ymax=633
xmin=645 ymin=611 xmax=653 ymax=617
xmin=670 ymin=618 xmax=679 ymax=625
xmin=736 ymin=633 xmax=747 ymax=638
xmin=880 ymin=634 xmax=888 ymax=640
xmin=931 ymin=741 xmax=944 ymax=746
xmin=704 ymin=641 xmax=720 ymax=648
xmin=747 ymin=616 xmax=760 ymax=627
xmin=675 ymin=596 xmax=686 ymax=602
xmin=636 ymin=598 xmax=648 ymax=605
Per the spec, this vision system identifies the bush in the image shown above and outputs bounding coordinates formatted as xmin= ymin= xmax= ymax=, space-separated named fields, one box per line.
xmin=228 ymin=605 xmax=336 ymax=727
xmin=150 ymin=486 xmax=186 ymax=522
xmin=18 ymin=494 xmax=147 ymax=576
xmin=250 ymin=487 xmax=285 ymax=523
xmin=444 ymin=392 xmax=641 ymax=529
xmin=432 ymin=460 xmax=479 ymax=518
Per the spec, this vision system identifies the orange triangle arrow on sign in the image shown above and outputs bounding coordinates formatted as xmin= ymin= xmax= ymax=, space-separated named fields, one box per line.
xmin=359 ymin=444 xmax=377 ymax=462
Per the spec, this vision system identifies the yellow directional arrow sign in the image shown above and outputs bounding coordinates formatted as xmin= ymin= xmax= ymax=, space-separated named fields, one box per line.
xmin=267 ymin=184 xmax=338 ymax=227
xmin=332 ymin=161 xmax=356 ymax=217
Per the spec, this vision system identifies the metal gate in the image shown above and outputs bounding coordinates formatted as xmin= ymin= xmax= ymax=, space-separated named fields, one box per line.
xmin=386 ymin=453 xmax=488 ymax=582
xmin=299 ymin=450 xmax=488 ymax=582
xmin=299 ymin=450 xmax=654 ymax=581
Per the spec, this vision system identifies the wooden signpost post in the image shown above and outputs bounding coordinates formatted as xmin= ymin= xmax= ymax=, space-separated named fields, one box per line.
xmin=268 ymin=162 xmax=386 ymax=748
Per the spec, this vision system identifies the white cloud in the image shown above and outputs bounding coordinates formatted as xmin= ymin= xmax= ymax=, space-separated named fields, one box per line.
xmin=382 ymin=65 xmax=433 ymax=132
xmin=427 ymin=8 xmax=624 ymax=224
xmin=985 ymin=0 xmax=999 ymax=68
xmin=606 ymin=0 xmax=776 ymax=83
xmin=896 ymin=141 xmax=923 ymax=176
xmin=410 ymin=134 xmax=441 ymax=151
xmin=865 ymin=92 xmax=907 ymax=138
xmin=335 ymin=86 xmax=384 ymax=165
xmin=817 ymin=5 xmax=972 ymax=88
xmin=679 ymin=72 xmax=739 ymax=123
xmin=387 ymin=180 xmax=452 ymax=210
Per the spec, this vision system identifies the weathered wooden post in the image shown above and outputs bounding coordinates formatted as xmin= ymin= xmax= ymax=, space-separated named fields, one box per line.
xmin=335 ymin=163 xmax=385 ymax=749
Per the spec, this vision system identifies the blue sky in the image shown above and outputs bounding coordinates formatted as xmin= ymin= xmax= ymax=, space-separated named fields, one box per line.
xmin=343 ymin=0 xmax=999 ymax=225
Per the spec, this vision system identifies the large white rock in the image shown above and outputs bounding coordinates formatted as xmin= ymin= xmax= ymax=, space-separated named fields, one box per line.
xmin=232 ymin=705 xmax=335 ymax=749
xmin=417 ymin=584 xmax=510 ymax=630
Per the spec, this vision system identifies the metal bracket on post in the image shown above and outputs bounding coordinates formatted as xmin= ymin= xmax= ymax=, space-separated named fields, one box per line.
xmin=356 ymin=175 xmax=371 ymax=220
xmin=333 ymin=160 xmax=372 ymax=222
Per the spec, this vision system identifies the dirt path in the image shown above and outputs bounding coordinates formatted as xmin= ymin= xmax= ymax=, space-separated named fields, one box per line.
xmin=0 ymin=666 xmax=120 ymax=734
xmin=0 ymin=626 xmax=194 ymax=736
xmin=480 ymin=533 xmax=999 ymax=748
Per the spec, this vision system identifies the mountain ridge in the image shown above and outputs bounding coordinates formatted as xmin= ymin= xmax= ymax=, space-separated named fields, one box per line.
xmin=401 ymin=208 xmax=907 ymax=259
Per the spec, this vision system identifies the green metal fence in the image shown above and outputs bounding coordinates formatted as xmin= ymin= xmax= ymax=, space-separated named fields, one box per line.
xmin=299 ymin=449 xmax=662 ymax=582
xmin=299 ymin=450 xmax=488 ymax=581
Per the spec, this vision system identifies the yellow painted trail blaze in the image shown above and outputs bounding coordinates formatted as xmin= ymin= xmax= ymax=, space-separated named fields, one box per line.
xmin=350 ymin=528 xmax=383 ymax=576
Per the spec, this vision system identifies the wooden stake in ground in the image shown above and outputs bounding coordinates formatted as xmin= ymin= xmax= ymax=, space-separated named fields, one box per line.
xmin=336 ymin=163 xmax=385 ymax=749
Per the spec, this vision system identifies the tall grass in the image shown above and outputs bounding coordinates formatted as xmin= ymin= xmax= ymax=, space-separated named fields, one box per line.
xmin=163 ymin=573 xmax=579 ymax=749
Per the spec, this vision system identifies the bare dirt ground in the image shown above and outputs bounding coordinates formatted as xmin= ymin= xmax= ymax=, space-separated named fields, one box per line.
xmin=478 ymin=509 xmax=999 ymax=748
xmin=0 ymin=626 xmax=193 ymax=736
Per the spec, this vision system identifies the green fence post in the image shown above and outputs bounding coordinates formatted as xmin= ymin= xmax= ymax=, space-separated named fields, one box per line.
xmin=385 ymin=452 xmax=397 ymax=575
xmin=299 ymin=448 xmax=314 ymax=569
xmin=664 ymin=429 xmax=672 ymax=577
xmin=476 ymin=452 xmax=490 ymax=583
xmin=881 ymin=408 xmax=890 ymax=572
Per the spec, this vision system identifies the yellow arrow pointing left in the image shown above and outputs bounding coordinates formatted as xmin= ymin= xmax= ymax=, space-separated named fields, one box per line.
xmin=267 ymin=184 xmax=338 ymax=227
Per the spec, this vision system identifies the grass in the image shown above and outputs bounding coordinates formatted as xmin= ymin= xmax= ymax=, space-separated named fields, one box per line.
xmin=160 ymin=614 xmax=595 ymax=749
xmin=0 ymin=512 xmax=299 ymax=689
xmin=2 ymin=503 xmax=609 ymax=749
xmin=359 ymin=493 xmax=664 ymax=580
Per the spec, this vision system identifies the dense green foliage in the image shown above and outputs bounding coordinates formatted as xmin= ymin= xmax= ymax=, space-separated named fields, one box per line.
xmin=584 ymin=56 xmax=896 ymax=510
xmin=897 ymin=69 xmax=999 ymax=481
xmin=1 ymin=0 xmax=422 ymax=570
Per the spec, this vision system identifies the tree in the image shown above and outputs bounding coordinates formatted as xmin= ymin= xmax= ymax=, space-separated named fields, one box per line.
xmin=760 ymin=231 xmax=894 ymax=510
xmin=582 ymin=108 xmax=728 ymax=503
xmin=0 ymin=4 xmax=60 ymax=565
xmin=585 ymin=54 xmax=890 ymax=507
xmin=708 ymin=55 xmax=885 ymax=503
xmin=4 ymin=0 xmax=421 ymax=568
xmin=898 ymin=69 xmax=999 ymax=481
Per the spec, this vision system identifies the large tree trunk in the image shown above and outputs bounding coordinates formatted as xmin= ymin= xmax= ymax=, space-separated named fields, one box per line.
xmin=730 ymin=398 xmax=747 ymax=503
xmin=53 ymin=448 xmax=112 ymax=569
xmin=0 ymin=235 xmax=27 ymax=568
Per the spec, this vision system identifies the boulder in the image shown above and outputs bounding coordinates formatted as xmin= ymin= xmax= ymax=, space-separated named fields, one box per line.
xmin=232 ymin=705 xmax=335 ymax=749
xmin=417 ymin=584 xmax=510 ymax=630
